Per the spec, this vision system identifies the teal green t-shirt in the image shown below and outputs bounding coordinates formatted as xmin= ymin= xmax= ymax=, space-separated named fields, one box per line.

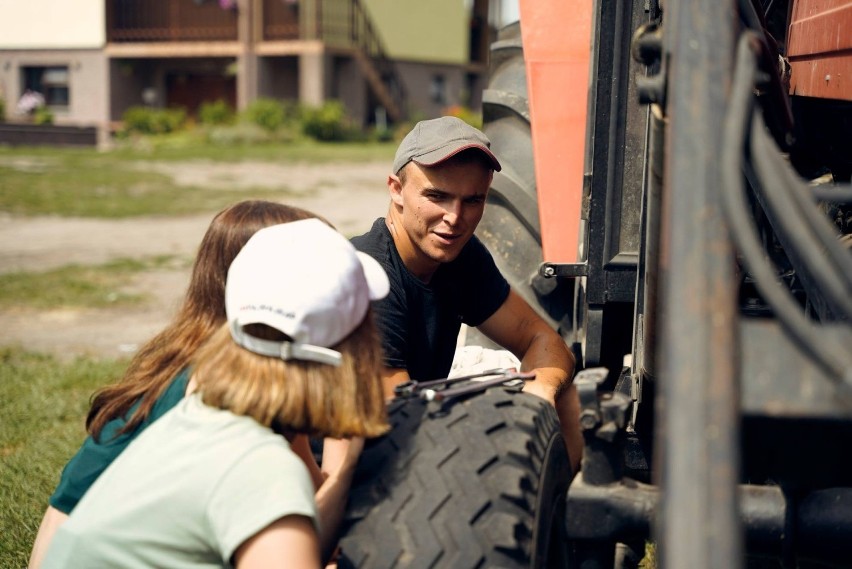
xmin=49 ymin=368 xmax=191 ymax=514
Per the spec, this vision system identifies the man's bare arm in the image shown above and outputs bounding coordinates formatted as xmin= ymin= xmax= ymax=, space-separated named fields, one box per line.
xmin=476 ymin=289 xmax=575 ymax=404
xmin=477 ymin=289 xmax=582 ymax=473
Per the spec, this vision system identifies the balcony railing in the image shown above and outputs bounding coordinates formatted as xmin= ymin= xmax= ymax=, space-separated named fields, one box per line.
xmin=107 ymin=0 xmax=238 ymax=43
xmin=262 ymin=0 xmax=300 ymax=40
xmin=107 ymin=0 xmax=385 ymax=51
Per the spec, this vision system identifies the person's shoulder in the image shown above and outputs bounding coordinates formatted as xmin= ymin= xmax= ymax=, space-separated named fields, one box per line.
xmin=351 ymin=218 xmax=392 ymax=263
xmin=350 ymin=217 xmax=386 ymax=245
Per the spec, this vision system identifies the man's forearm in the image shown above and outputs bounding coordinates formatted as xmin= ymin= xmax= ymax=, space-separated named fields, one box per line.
xmin=520 ymin=332 xmax=575 ymax=404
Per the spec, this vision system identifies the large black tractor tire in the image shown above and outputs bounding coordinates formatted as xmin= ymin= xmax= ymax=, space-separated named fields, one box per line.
xmin=474 ymin=21 xmax=574 ymax=347
xmin=337 ymin=388 xmax=572 ymax=569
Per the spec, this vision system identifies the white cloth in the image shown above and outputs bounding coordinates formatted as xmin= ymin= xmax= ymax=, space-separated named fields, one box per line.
xmin=449 ymin=345 xmax=521 ymax=378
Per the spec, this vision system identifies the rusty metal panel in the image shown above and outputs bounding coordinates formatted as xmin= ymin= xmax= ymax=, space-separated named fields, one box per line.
xmin=787 ymin=0 xmax=852 ymax=100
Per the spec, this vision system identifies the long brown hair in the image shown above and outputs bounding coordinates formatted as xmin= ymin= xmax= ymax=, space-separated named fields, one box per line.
xmin=192 ymin=313 xmax=388 ymax=439
xmin=86 ymin=201 xmax=320 ymax=439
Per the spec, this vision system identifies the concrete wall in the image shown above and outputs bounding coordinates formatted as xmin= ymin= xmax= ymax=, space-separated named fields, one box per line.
xmin=395 ymin=60 xmax=484 ymax=118
xmin=0 ymin=0 xmax=105 ymax=49
xmin=257 ymin=57 xmax=299 ymax=100
xmin=109 ymin=59 xmax=148 ymax=122
xmin=331 ymin=56 xmax=368 ymax=126
xmin=0 ymin=50 xmax=109 ymax=126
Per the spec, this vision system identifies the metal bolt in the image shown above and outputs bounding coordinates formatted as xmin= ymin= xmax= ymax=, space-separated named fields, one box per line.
xmin=580 ymin=410 xmax=600 ymax=430
xmin=825 ymin=74 xmax=831 ymax=82
xmin=543 ymin=266 xmax=556 ymax=278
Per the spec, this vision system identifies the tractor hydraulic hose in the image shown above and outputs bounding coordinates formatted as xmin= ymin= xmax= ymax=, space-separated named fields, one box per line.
xmin=749 ymin=117 xmax=852 ymax=321
xmin=720 ymin=32 xmax=852 ymax=386
xmin=751 ymin=122 xmax=852 ymax=290
xmin=738 ymin=0 xmax=795 ymax=143
xmin=811 ymin=185 xmax=852 ymax=204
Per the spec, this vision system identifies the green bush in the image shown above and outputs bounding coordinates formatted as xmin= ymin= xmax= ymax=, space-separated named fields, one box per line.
xmin=121 ymin=107 xmax=154 ymax=134
xmin=198 ymin=99 xmax=234 ymax=126
xmin=370 ymin=125 xmax=394 ymax=142
xmin=242 ymin=98 xmax=286 ymax=132
xmin=122 ymin=106 xmax=187 ymax=135
xmin=33 ymin=106 xmax=54 ymax=125
xmin=442 ymin=105 xmax=482 ymax=130
xmin=301 ymin=100 xmax=353 ymax=142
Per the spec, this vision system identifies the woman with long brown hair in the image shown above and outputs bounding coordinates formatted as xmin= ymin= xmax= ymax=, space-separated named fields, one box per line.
xmin=40 ymin=219 xmax=390 ymax=568
xmin=29 ymin=201 xmax=352 ymax=568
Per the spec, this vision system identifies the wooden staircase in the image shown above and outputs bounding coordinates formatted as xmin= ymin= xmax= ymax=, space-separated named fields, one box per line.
xmin=351 ymin=50 xmax=404 ymax=122
xmin=318 ymin=0 xmax=407 ymax=122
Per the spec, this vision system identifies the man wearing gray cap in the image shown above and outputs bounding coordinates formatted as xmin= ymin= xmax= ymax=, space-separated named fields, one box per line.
xmin=351 ymin=116 xmax=582 ymax=471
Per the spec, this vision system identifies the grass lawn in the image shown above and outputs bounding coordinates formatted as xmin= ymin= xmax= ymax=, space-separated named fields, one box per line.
xmin=0 ymin=240 xmax=161 ymax=563
xmin=0 ymin=255 xmax=188 ymax=310
xmin=0 ymin=348 xmax=128 ymax=567
xmin=0 ymin=137 xmax=396 ymax=217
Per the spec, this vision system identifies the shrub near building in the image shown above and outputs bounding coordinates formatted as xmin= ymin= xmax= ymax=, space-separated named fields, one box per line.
xmin=301 ymin=100 xmax=354 ymax=141
xmin=116 ymin=98 xmax=363 ymax=143
xmin=198 ymin=100 xmax=234 ymax=126
xmin=242 ymin=98 xmax=287 ymax=132
xmin=121 ymin=106 xmax=187 ymax=136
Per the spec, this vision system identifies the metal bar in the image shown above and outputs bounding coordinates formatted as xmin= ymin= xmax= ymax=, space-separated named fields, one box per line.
xmin=540 ymin=262 xmax=588 ymax=278
xmin=657 ymin=1 xmax=740 ymax=568
xmin=424 ymin=375 xmax=531 ymax=402
xmin=393 ymin=368 xmax=515 ymax=397
xmin=567 ymin=482 xmax=786 ymax=546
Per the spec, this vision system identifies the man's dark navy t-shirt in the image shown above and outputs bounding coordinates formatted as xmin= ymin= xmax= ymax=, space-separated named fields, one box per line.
xmin=351 ymin=218 xmax=510 ymax=380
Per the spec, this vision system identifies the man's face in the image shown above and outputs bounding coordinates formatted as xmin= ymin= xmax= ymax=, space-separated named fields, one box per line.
xmin=389 ymin=158 xmax=492 ymax=277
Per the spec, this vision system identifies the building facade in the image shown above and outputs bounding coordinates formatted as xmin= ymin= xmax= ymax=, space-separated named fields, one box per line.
xmin=0 ymin=0 xmax=494 ymax=138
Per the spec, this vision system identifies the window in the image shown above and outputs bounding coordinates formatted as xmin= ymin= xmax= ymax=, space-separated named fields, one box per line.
xmin=22 ymin=66 xmax=70 ymax=108
xmin=430 ymin=74 xmax=446 ymax=105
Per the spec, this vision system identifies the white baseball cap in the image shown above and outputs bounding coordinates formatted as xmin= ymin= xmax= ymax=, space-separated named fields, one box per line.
xmin=225 ymin=218 xmax=389 ymax=366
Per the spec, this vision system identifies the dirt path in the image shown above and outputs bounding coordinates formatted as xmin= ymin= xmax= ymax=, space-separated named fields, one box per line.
xmin=0 ymin=160 xmax=391 ymax=360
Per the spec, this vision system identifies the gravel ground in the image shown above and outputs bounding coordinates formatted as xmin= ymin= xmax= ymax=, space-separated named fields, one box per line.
xmin=0 ymin=160 xmax=391 ymax=360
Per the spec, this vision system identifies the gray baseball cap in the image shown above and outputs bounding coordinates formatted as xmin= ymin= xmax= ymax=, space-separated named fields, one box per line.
xmin=392 ymin=116 xmax=502 ymax=174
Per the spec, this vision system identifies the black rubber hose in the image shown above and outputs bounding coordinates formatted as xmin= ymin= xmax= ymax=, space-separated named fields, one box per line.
xmin=738 ymin=0 xmax=795 ymax=144
xmin=812 ymin=185 xmax=852 ymax=204
xmin=752 ymin=122 xmax=852 ymax=289
xmin=720 ymin=32 xmax=852 ymax=385
xmin=749 ymin=117 xmax=852 ymax=320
